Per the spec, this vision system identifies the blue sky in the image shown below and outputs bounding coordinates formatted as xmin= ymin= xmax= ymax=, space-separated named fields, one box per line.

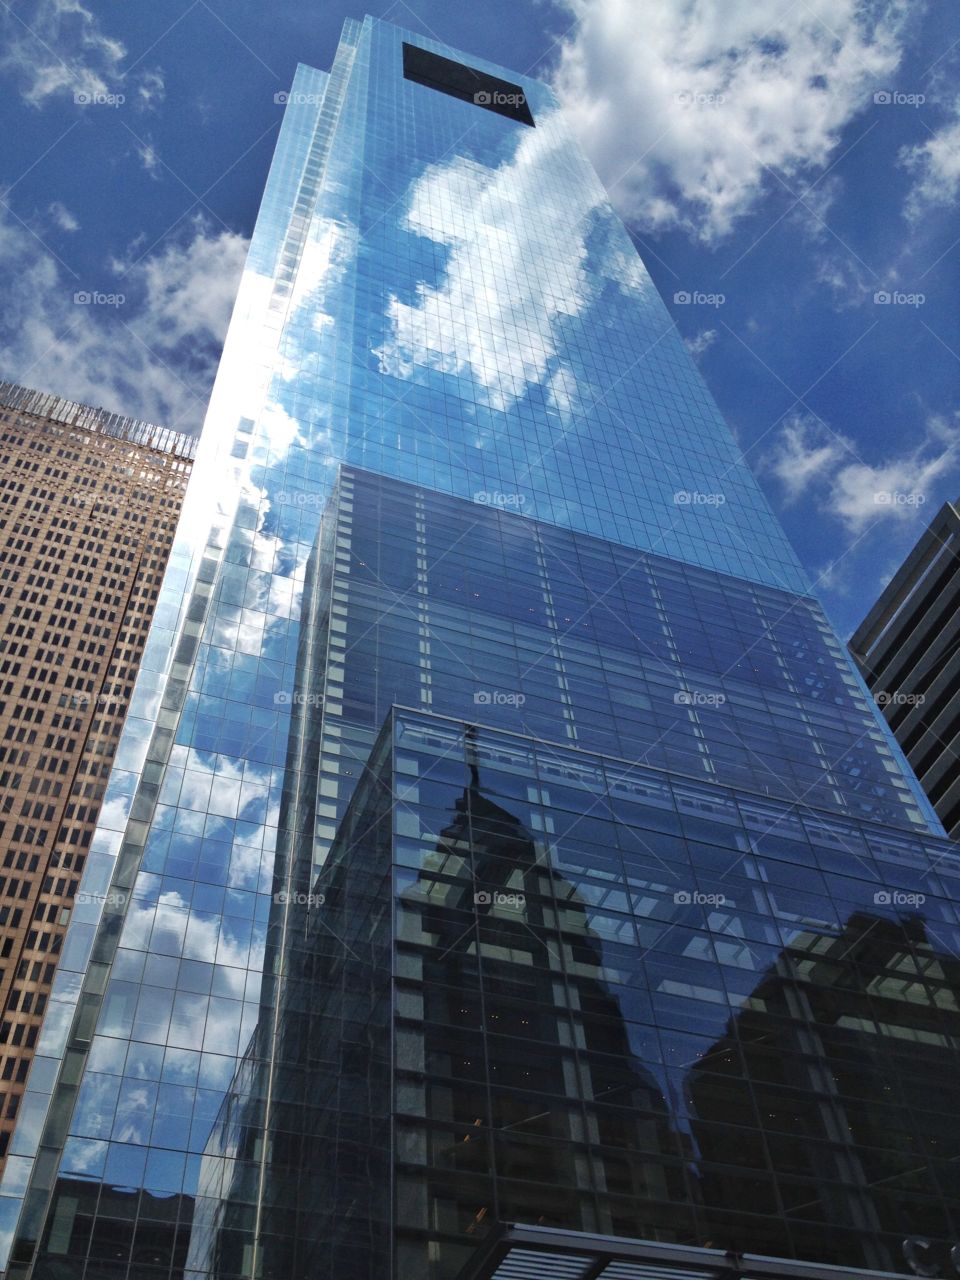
xmin=0 ymin=0 xmax=958 ymax=638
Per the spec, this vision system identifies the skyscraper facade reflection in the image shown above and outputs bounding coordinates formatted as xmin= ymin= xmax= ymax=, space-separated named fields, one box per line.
xmin=2 ymin=16 xmax=959 ymax=1280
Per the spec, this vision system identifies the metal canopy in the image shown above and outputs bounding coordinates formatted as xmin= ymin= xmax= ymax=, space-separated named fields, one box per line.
xmin=454 ymin=1225 xmax=912 ymax=1280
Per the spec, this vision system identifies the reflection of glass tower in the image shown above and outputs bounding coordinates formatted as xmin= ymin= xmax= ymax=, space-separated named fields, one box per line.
xmin=222 ymin=713 xmax=688 ymax=1280
xmin=4 ymin=14 xmax=960 ymax=1280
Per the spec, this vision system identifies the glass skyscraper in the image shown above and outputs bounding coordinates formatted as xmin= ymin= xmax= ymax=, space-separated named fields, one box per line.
xmin=2 ymin=15 xmax=959 ymax=1280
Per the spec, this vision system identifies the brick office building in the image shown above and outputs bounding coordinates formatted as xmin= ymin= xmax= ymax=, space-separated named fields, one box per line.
xmin=0 ymin=382 xmax=194 ymax=1169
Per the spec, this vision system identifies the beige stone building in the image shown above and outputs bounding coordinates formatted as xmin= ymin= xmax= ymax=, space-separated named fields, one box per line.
xmin=0 ymin=382 xmax=194 ymax=1168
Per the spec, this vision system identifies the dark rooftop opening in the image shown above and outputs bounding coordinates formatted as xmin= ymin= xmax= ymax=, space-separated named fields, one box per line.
xmin=402 ymin=42 xmax=535 ymax=127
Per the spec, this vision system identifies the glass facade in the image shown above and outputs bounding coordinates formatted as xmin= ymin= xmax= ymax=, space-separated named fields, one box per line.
xmin=293 ymin=467 xmax=930 ymax=836
xmin=224 ymin=706 xmax=960 ymax=1279
xmin=1 ymin=14 xmax=956 ymax=1280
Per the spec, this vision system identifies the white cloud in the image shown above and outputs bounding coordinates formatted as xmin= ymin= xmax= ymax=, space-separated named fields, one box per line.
xmin=811 ymin=251 xmax=875 ymax=307
xmin=137 ymin=67 xmax=165 ymax=110
xmin=61 ymin=1137 xmax=107 ymax=1174
xmin=47 ymin=200 xmax=79 ymax=232
xmin=901 ymin=98 xmax=960 ymax=218
xmin=767 ymin=416 xmax=854 ymax=501
xmin=136 ymin=228 xmax=248 ymax=355
xmin=551 ymin=0 xmax=911 ymax=241
xmin=765 ymin=411 xmax=958 ymax=530
xmin=137 ymin=140 xmax=161 ymax=177
xmin=375 ymin=111 xmax=652 ymax=414
xmin=809 ymin=556 xmax=847 ymax=594
xmin=0 ymin=210 xmax=248 ymax=434
xmin=3 ymin=0 xmax=123 ymax=105
xmin=684 ymin=328 xmax=717 ymax=358
xmin=2 ymin=0 xmax=161 ymax=109
xmin=377 ymin=138 xmax=584 ymax=412
xmin=792 ymin=174 xmax=844 ymax=238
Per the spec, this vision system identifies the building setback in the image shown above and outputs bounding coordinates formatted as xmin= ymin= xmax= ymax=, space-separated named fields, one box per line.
xmin=850 ymin=499 xmax=960 ymax=839
xmin=0 ymin=383 xmax=193 ymax=1171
